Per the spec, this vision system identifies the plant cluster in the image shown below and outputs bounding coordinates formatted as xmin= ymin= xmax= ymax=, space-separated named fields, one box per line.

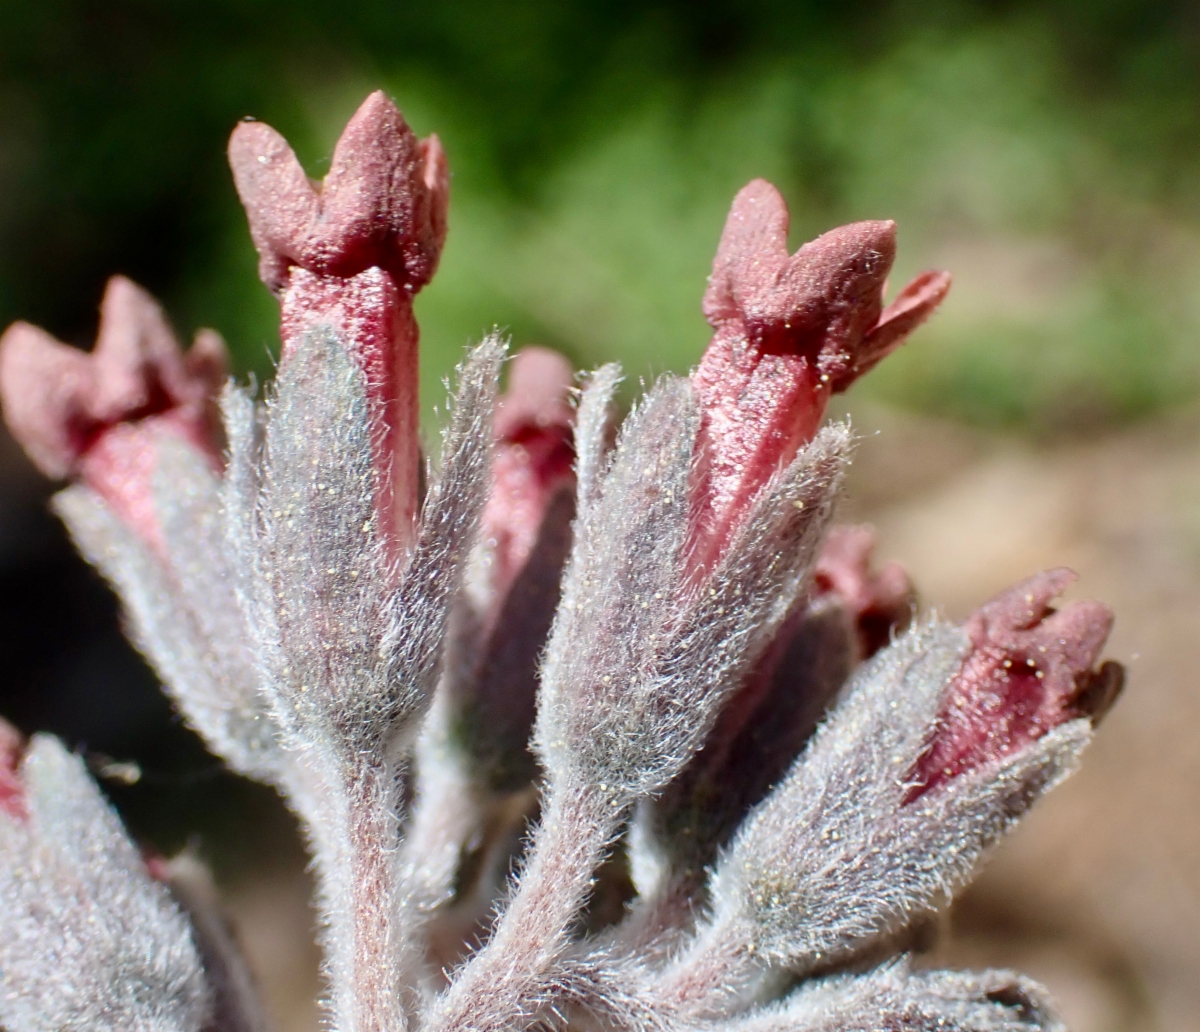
xmin=0 ymin=92 xmax=1122 ymax=1032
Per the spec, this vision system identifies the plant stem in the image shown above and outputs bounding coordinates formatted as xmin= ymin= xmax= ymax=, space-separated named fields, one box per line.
xmin=428 ymin=777 xmax=618 ymax=1032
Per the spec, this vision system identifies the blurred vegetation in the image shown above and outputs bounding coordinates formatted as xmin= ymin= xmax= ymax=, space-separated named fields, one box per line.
xmin=2 ymin=0 xmax=1200 ymax=433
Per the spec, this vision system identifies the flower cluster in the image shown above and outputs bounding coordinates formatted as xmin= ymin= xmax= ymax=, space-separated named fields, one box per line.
xmin=0 ymin=92 xmax=1121 ymax=1032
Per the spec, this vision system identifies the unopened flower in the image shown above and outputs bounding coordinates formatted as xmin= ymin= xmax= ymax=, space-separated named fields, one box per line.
xmin=229 ymin=89 xmax=448 ymax=554
xmin=907 ymin=568 xmax=1124 ymax=801
xmin=225 ymin=95 xmax=494 ymax=1032
xmin=480 ymin=347 xmax=576 ymax=609
xmin=0 ymin=276 xmax=226 ymax=550
xmin=637 ymin=570 xmax=1118 ymax=1019
xmin=690 ymin=179 xmax=950 ymax=571
xmin=402 ymin=348 xmax=577 ymax=966
xmin=813 ymin=523 xmax=915 ymax=658
xmin=631 ymin=525 xmax=916 ymax=909
xmin=455 ymin=346 xmax=578 ymax=770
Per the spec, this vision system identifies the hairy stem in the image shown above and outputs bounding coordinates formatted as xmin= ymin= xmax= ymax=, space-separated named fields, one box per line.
xmin=429 ymin=777 xmax=618 ymax=1032
xmin=654 ymin=913 xmax=763 ymax=1019
xmin=313 ymin=760 xmax=414 ymax=1032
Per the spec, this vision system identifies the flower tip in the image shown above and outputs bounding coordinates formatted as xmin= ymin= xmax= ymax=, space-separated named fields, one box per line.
xmin=967 ymin=567 xmax=1079 ymax=635
xmin=0 ymin=717 xmax=26 ymax=820
xmin=91 ymin=275 xmax=191 ymax=418
xmin=1 ymin=278 xmax=225 ymax=549
xmin=963 ymin=571 xmax=1120 ymax=725
xmin=908 ymin=569 xmax=1120 ymax=801
xmin=229 ymin=91 xmax=449 ymax=292
xmin=1073 ymin=658 xmax=1126 ymax=725
xmin=185 ymin=328 xmax=231 ymax=394
xmin=482 ymin=347 xmax=577 ymax=602
xmin=496 ymin=347 xmax=575 ymax=439
xmin=848 ymin=268 xmax=952 ymax=385
xmin=703 ymin=194 xmax=897 ymax=358
xmin=819 ymin=217 xmax=897 ymax=252
xmin=420 ymin=132 xmax=450 ymax=252
xmin=701 ymin=179 xmax=790 ymax=325
xmin=813 ymin=525 xmax=914 ymax=656
xmin=352 ymin=88 xmax=399 ymax=125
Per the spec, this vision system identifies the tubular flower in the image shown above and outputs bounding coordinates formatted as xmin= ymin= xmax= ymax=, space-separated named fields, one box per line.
xmin=907 ymin=568 xmax=1124 ymax=801
xmin=229 ymin=89 xmax=449 ymax=554
xmin=690 ymin=179 xmax=950 ymax=570
xmin=632 ymin=524 xmax=917 ymax=901
xmin=0 ymin=89 xmax=1126 ymax=1032
xmin=478 ymin=346 xmax=576 ymax=612
xmin=0 ymin=276 xmax=227 ymax=550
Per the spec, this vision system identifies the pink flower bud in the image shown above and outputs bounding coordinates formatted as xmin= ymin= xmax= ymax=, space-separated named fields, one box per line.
xmin=812 ymin=525 xmax=914 ymax=658
xmin=228 ymin=91 xmax=449 ymax=555
xmin=0 ymin=718 xmax=26 ymax=820
xmin=906 ymin=568 xmax=1124 ymax=802
xmin=690 ymin=180 xmax=950 ymax=570
xmin=0 ymin=276 xmax=227 ymax=550
xmin=482 ymin=347 xmax=576 ymax=607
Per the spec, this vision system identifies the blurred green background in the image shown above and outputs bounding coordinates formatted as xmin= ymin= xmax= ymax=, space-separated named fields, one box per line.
xmin=4 ymin=0 xmax=1200 ymax=435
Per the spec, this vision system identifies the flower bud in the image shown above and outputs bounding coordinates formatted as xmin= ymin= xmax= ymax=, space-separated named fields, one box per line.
xmin=0 ymin=276 xmax=227 ymax=550
xmin=229 ymin=91 xmax=449 ymax=555
xmin=479 ymin=347 xmax=576 ymax=610
xmin=449 ymin=347 xmax=576 ymax=786
xmin=690 ymin=180 xmax=950 ymax=569
xmin=812 ymin=524 xmax=914 ymax=658
xmin=906 ymin=568 xmax=1123 ymax=801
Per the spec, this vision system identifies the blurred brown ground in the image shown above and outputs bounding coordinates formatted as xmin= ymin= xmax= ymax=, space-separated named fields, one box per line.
xmin=164 ymin=403 xmax=1200 ymax=1031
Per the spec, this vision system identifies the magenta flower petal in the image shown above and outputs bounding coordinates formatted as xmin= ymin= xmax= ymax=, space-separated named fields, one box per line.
xmin=812 ymin=525 xmax=914 ymax=658
xmin=0 ymin=321 xmax=94 ymax=479
xmin=228 ymin=90 xmax=449 ymax=292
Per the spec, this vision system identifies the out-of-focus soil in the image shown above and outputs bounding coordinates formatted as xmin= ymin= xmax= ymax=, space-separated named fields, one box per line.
xmin=225 ymin=402 xmax=1200 ymax=1032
